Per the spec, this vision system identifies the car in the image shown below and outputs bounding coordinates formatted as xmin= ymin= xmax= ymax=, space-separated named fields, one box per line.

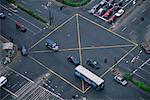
xmin=0 ymin=12 xmax=6 ymax=19
xmin=0 ymin=76 xmax=7 ymax=87
xmin=103 ymin=8 xmax=113 ymax=18
xmin=67 ymin=55 xmax=80 ymax=66
xmin=107 ymin=15 xmax=116 ymax=23
xmin=9 ymin=3 xmax=18 ymax=13
xmin=87 ymin=59 xmax=100 ymax=69
xmin=141 ymin=42 xmax=150 ymax=54
xmin=114 ymin=75 xmax=128 ymax=86
xmin=100 ymin=0 xmax=107 ymax=6
xmin=21 ymin=46 xmax=28 ymax=56
xmin=88 ymin=4 xmax=99 ymax=14
xmin=96 ymin=8 xmax=106 ymax=16
xmin=115 ymin=9 xmax=125 ymax=17
xmin=16 ymin=21 xmax=27 ymax=32
xmin=45 ymin=39 xmax=59 ymax=51
xmin=72 ymin=95 xmax=79 ymax=99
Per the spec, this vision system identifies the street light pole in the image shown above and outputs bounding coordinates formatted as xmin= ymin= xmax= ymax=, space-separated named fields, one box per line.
xmin=47 ymin=1 xmax=52 ymax=26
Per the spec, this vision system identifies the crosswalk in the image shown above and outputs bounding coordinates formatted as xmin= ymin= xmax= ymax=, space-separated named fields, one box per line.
xmin=24 ymin=86 xmax=63 ymax=100
xmin=15 ymin=81 xmax=33 ymax=97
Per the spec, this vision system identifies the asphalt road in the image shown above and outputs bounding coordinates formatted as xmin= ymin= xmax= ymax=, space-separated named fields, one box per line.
xmin=0 ymin=0 xmax=150 ymax=100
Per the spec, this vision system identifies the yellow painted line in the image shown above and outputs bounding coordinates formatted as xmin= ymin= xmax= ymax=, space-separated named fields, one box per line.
xmin=28 ymin=14 xmax=76 ymax=51
xmin=78 ymin=14 xmax=138 ymax=46
xmin=100 ymin=45 xmax=138 ymax=78
xmin=84 ymin=86 xmax=91 ymax=93
xmin=28 ymin=44 xmax=134 ymax=54
xmin=28 ymin=55 xmax=83 ymax=93
xmin=76 ymin=14 xmax=85 ymax=93
xmin=82 ymin=44 xmax=134 ymax=50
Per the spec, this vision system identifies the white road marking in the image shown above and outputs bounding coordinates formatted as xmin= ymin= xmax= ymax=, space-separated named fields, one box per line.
xmin=21 ymin=0 xmax=27 ymax=4
xmin=36 ymin=9 xmax=42 ymax=13
xmin=146 ymin=23 xmax=150 ymax=29
xmin=142 ymin=8 xmax=146 ymax=13
xmin=123 ymin=0 xmax=133 ymax=8
xmin=7 ymin=16 xmax=37 ymax=35
xmin=2 ymin=87 xmax=18 ymax=97
xmin=106 ymin=95 xmax=113 ymax=100
xmin=134 ymin=73 xmax=150 ymax=84
xmin=6 ymin=66 xmax=34 ymax=83
xmin=1 ymin=94 xmax=9 ymax=100
xmin=131 ymin=17 xmax=137 ymax=23
xmin=139 ymin=97 xmax=145 ymax=100
xmin=0 ymin=4 xmax=42 ymax=31
xmin=139 ymin=67 xmax=150 ymax=75
xmin=121 ymin=27 xmax=127 ymax=32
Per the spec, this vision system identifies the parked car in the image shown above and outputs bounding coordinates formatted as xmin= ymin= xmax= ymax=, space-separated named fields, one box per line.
xmin=96 ymin=8 xmax=106 ymax=16
xmin=45 ymin=39 xmax=59 ymax=51
xmin=21 ymin=46 xmax=28 ymax=56
xmin=16 ymin=21 xmax=27 ymax=32
xmin=100 ymin=0 xmax=107 ymax=6
xmin=108 ymin=15 xmax=116 ymax=23
xmin=88 ymin=4 xmax=99 ymax=14
xmin=67 ymin=55 xmax=80 ymax=66
xmin=0 ymin=12 xmax=6 ymax=19
xmin=0 ymin=76 xmax=7 ymax=87
xmin=115 ymin=9 xmax=125 ymax=17
xmin=141 ymin=42 xmax=150 ymax=54
xmin=103 ymin=8 xmax=113 ymax=18
xmin=87 ymin=59 xmax=99 ymax=69
xmin=114 ymin=75 xmax=128 ymax=86
xmin=9 ymin=3 xmax=18 ymax=13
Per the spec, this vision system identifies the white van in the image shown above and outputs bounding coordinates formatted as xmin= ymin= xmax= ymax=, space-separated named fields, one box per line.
xmin=0 ymin=76 xmax=7 ymax=87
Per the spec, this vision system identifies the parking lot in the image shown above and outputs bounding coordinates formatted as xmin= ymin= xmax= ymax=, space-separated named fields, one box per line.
xmin=88 ymin=0 xmax=137 ymax=24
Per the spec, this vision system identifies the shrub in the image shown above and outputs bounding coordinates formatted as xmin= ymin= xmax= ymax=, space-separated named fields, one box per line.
xmin=63 ymin=0 xmax=91 ymax=7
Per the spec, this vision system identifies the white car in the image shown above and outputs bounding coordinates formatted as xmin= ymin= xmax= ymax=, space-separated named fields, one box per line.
xmin=0 ymin=76 xmax=7 ymax=87
xmin=96 ymin=8 xmax=105 ymax=16
xmin=115 ymin=9 xmax=125 ymax=17
xmin=114 ymin=75 xmax=128 ymax=86
xmin=100 ymin=0 xmax=106 ymax=5
xmin=88 ymin=4 xmax=99 ymax=14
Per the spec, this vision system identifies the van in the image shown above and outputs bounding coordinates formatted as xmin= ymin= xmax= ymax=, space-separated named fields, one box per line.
xmin=0 ymin=76 xmax=7 ymax=87
xmin=45 ymin=39 xmax=59 ymax=51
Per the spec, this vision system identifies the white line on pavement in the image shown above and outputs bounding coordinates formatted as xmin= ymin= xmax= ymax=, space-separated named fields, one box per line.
xmin=139 ymin=97 xmax=145 ymax=100
xmin=36 ymin=9 xmax=42 ymax=13
xmin=123 ymin=0 xmax=133 ymax=8
xmin=139 ymin=67 xmax=150 ymax=75
xmin=121 ymin=27 xmax=127 ymax=32
xmin=131 ymin=17 xmax=137 ymax=23
xmin=7 ymin=16 xmax=37 ymax=35
xmin=1 ymin=94 xmax=9 ymax=100
xmin=134 ymin=73 xmax=150 ymax=84
xmin=0 ymin=4 xmax=42 ymax=31
xmin=106 ymin=95 xmax=113 ymax=100
xmin=6 ymin=66 xmax=34 ymax=83
xmin=2 ymin=87 xmax=18 ymax=97
xmin=142 ymin=8 xmax=146 ymax=13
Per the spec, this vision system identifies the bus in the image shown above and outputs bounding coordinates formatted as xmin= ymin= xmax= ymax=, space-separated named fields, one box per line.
xmin=75 ymin=65 xmax=104 ymax=90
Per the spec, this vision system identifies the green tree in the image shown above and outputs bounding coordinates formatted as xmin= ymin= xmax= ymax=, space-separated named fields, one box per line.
xmin=7 ymin=0 xmax=16 ymax=4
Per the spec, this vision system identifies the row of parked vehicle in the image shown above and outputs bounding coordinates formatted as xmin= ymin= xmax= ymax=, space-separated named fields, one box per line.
xmin=88 ymin=0 xmax=125 ymax=24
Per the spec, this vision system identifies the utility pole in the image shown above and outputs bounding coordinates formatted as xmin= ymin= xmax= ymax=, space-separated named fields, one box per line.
xmin=47 ymin=1 xmax=52 ymax=26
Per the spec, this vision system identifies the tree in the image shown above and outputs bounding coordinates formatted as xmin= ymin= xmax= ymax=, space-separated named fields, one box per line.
xmin=7 ymin=0 xmax=16 ymax=4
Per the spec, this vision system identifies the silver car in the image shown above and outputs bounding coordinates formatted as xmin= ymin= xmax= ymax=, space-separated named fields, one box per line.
xmin=114 ymin=75 xmax=128 ymax=86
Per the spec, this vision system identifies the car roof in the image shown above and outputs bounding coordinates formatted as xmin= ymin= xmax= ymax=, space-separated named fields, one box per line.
xmin=46 ymin=39 xmax=55 ymax=44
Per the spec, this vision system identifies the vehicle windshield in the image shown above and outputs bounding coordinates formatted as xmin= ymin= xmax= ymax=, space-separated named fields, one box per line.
xmin=52 ymin=43 xmax=56 ymax=47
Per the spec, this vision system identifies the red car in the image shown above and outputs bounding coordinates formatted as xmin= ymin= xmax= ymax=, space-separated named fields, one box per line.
xmin=107 ymin=15 xmax=116 ymax=23
xmin=16 ymin=21 xmax=27 ymax=32
xmin=103 ymin=8 xmax=113 ymax=18
xmin=141 ymin=42 xmax=150 ymax=54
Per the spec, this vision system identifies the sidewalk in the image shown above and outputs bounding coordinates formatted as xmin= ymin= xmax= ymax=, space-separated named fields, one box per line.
xmin=0 ymin=35 xmax=19 ymax=68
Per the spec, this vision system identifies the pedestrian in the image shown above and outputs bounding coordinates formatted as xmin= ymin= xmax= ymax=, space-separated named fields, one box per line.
xmin=60 ymin=6 xmax=64 ymax=10
xmin=104 ymin=58 xmax=107 ymax=63
xmin=141 ymin=17 xmax=144 ymax=21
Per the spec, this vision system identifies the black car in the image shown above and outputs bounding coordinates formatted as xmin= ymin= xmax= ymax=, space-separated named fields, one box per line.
xmin=21 ymin=46 xmax=28 ymax=56
xmin=87 ymin=59 xmax=99 ymax=69
xmin=0 ymin=12 xmax=6 ymax=19
xmin=67 ymin=56 xmax=80 ymax=66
